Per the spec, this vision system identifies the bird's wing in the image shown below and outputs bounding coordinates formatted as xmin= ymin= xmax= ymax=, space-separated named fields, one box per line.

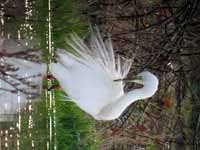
xmin=50 ymin=61 xmax=123 ymax=115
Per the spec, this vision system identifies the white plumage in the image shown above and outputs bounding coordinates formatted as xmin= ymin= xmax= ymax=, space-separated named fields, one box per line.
xmin=50 ymin=29 xmax=159 ymax=120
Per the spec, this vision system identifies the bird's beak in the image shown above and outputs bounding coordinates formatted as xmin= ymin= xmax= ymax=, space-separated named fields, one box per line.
xmin=114 ymin=76 xmax=144 ymax=85
xmin=131 ymin=75 xmax=144 ymax=85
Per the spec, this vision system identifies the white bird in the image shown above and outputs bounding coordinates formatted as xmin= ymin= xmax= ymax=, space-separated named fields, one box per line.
xmin=50 ymin=29 xmax=159 ymax=120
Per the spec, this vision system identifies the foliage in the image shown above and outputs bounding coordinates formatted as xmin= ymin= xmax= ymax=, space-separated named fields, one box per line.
xmin=20 ymin=99 xmax=49 ymax=149
xmin=55 ymin=100 xmax=97 ymax=150
xmin=51 ymin=0 xmax=88 ymax=48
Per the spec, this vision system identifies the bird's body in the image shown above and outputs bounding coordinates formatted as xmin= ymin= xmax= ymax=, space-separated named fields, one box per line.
xmin=51 ymin=49 xmax=124 ymax=116
xmin=50 ymin=29 xmax=159 ymax=120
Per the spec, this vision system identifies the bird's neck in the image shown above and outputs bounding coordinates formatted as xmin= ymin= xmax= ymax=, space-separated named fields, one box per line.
xmin=95 ymin=84 xmax=157 ymax=120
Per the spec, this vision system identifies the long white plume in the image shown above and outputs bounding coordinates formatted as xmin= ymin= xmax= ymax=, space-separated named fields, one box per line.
xmin=66 ymin=28 xmax=133 ymax=79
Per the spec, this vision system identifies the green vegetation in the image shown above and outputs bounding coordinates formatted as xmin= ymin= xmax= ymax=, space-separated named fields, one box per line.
xmin=20 ymin=99 xmax=49 ymax=149
xmin=51 ymin=0 xmax=88 ymax=48
xmin=56 ymin=100 xmax=97 ymax=150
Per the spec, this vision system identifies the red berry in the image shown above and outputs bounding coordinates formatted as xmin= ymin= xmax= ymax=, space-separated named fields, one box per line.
xmin=163 ymin=97 xmax=172 ymax=108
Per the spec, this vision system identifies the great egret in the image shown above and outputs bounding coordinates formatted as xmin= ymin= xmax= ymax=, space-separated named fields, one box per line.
xmin=50 ymin=29 xmax=159 ymax=120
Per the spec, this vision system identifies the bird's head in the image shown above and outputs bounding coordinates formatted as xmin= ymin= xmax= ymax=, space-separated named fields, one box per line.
xmin=133 ymin=71 xmax=159 ymax=92
xmin=127 ymin=71 xmax=158 ymax=86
